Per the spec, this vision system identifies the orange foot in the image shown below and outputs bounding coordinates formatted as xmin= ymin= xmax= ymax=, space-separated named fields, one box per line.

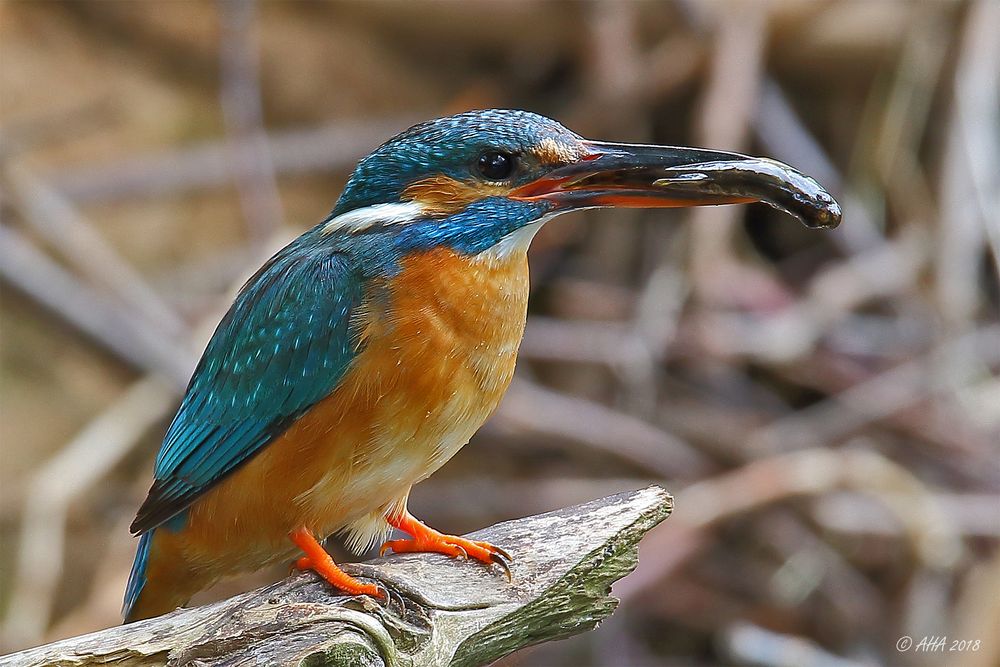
xmin=290 ymin=527 xmax=385 ymax=599
xmin=380 ymin=511 xmax=513 ymax=581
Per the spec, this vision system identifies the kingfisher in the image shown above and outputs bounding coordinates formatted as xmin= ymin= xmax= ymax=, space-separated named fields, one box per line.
xmin=123 ymin=109 xmax=839 ymax=621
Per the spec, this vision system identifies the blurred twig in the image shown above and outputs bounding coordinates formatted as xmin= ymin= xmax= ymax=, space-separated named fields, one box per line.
xmin=0 ymin=225 xmax=193 ymax=387
xmin=218 ymin=0 xmax=284 ymax=243
xmin=3 ymin=164 xmax=188 ymax=341
xmin=41 ymin=117 xmax=419 ymax=204
xmin=616 ymin=446 xmax=966 ymax=605
xmin=722 ymin=622 xmax=874 ymax=667
xmin=747 ymin=326 xmax=1000 ymax=455
xmin=494 ymin=377 xmax=712 ymax=479
xmin=1 ymin=378 xmax=178 ymax=648
xmin=939 ymin=0 xmax=1000 ymax=317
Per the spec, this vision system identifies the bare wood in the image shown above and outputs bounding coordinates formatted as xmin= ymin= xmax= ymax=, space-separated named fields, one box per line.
xmin=2 ymin=487 xmax=672 ymax=667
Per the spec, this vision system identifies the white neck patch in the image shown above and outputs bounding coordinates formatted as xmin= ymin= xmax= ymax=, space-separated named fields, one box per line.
xmin=321 ymin=201 xmax=426 ymax=235
xmin=475 ymin=211 xmax=564 ymax=263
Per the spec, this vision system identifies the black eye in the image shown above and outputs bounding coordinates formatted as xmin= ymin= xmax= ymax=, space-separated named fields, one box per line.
xmin=477 ymin=150 xmax=516 ymax=181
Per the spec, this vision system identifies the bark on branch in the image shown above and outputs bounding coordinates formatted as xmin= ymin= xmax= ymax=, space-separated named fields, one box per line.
xmin=2 ymin=486 xmax=672 ymax=667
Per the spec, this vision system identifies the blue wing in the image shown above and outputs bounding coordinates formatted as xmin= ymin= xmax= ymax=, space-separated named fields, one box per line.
xmin=130 ymin=241 xmax=364 ymax=534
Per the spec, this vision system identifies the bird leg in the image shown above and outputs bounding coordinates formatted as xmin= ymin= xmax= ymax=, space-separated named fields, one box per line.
xmin=379 ymin=510 xmax=513 ymax=581
xmin=289 ymin=527 xmax=385 ymax=598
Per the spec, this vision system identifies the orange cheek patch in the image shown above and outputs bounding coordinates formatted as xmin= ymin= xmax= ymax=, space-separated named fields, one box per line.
xmin=403 ymin=175 xmax=508 ymax=217
xmin=532 ymin=138 xmax=587 ymax=167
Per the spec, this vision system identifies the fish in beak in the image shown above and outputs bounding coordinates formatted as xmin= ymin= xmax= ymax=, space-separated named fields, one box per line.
xmin=513 ymin=141 xmax=841 ymax=230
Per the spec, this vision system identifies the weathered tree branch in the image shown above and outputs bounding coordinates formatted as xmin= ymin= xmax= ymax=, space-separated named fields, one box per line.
xmin=2 ymin=487 xmax=672 ymax=667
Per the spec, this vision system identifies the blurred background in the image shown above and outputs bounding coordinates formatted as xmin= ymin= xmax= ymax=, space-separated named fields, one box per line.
xmin=1 ymin=0 xmax=998 ymax=664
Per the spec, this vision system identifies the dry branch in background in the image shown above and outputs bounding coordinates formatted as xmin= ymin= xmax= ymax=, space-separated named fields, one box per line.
xmin=0 ymin=488 xmax=672 ymax=667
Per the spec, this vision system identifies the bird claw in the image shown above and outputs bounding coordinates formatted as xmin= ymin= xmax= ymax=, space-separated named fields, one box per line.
xmin=371 ymin=580 xmax=394 ymax=607
xmin=471 ymin=540 xmax=513 ymax=581
xmin=490 ymin=551 xmax=513 ymax=582
xmin=489 ymin=544 xmax=512 ymax=562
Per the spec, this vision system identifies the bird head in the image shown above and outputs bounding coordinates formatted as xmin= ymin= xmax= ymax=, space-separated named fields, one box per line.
xmin=323 ymin=109 xmax=840 ymax=257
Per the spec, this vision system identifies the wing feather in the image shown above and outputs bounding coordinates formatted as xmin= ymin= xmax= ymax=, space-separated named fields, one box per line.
xmin=130 ymin=243 xmax=364 ymax=534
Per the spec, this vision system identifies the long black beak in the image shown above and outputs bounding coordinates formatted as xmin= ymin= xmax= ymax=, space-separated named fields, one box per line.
xmin=511 ymin=140 xmax=841 ymax=230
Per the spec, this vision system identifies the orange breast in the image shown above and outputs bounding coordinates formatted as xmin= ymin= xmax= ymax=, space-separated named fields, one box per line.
xmin=171 ymin=246 xmax=530 ymax=574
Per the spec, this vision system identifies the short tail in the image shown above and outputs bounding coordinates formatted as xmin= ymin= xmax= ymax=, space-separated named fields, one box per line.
xmin=122 ymin=530 xmax=153 ymax=621
xmin=123 ymin=529 xmax=206 ymax=623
